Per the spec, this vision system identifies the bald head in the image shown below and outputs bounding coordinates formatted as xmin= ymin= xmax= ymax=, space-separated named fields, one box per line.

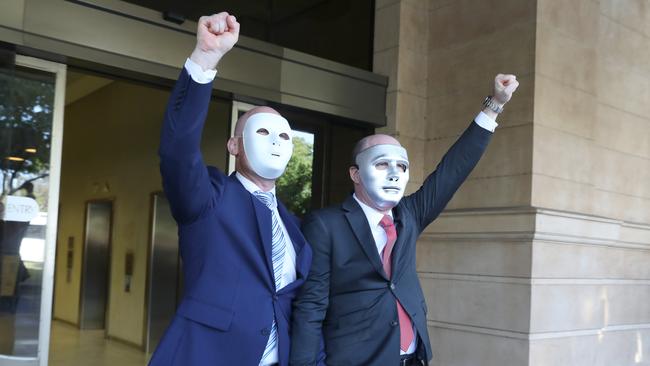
xmin=234 ymin=106 xmax=281 ymax=137
xmin=351 ymin=134 xmax=401 ymax=166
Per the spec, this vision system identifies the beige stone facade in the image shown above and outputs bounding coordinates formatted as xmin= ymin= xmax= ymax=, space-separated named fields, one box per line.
xmin=374 ymin=1 xmax=650 ymax=365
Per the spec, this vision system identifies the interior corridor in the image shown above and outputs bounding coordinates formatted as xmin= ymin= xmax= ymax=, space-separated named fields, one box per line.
xmin=49 ymin=321 xmax=146 ymax=366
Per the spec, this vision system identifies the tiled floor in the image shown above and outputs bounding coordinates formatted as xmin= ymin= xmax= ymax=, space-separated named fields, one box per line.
xmin=49 ymin=321 xmax=148 ymax=366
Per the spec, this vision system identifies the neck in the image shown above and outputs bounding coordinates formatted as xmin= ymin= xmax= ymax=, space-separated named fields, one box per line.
xmin=354 ymin=188 xmax=392 ymax=215
xmin=238 ymin=169 xmax=275 ymax=192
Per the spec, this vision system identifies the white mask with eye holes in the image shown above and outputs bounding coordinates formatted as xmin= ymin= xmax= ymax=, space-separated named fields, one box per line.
xmin=242 ymin=112 xmax=294 ymax=180
xmin=355 ymin=144 xmax=409 ymax=211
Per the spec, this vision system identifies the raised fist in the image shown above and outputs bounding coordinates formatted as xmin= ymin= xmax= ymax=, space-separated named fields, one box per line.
xmin=190 ymin=12 xmax=240 ymax=71
xmin=493 ymin=74 xmax=519 ymax=105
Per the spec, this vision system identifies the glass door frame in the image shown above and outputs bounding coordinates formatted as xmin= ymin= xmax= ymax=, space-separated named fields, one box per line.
xmin=0 ymin=55 xmax=66 ymax=366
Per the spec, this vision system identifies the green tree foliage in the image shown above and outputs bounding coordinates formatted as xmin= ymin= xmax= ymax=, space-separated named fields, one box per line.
xmin=276 ymin=137 xmax=313 ymax=216
xmin=0 ymin=68 xmax=54 ymax=205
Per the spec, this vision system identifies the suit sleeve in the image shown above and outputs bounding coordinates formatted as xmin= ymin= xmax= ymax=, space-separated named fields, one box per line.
xmin=290 ymin=212 xmax=330 ymax=366
xmin=158 ymin=68 xmax=225 ymax=225
xmin=402 ymin=121 xmax=493 ymax=232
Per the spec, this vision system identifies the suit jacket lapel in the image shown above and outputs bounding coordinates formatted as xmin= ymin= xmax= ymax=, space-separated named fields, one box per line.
xmin=230 ymin=174 xmax=275 ymax=284
xmin=390 ymin=203 xmax=409 ymax=283
xmin=251 ymin=198 xmax=275 ymax=280
xmin=276 ymin=202 xmax=309 ymax=282
xmin=343 ymin=196 xmax=388 ymax=280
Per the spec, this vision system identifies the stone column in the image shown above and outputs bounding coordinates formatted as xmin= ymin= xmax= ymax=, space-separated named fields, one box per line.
xmin=423 ymin=1 xmax=537 ymax=365
xmin=374 ymin=0 xmax=650 ymax=365
xmin=528 ymin=0 xmax=650 ymax=364
xmin=373 ymin=0 xmax=429 ymax=192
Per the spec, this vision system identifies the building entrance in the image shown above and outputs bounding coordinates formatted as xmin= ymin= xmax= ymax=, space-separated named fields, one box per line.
xmin=0 ymin=55 xmax=66 ymax=366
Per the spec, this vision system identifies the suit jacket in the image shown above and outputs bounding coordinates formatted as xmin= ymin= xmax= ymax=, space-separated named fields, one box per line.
xmin=290 ymin=121 xmax=492 ymax=366
xmin=149 ymin=69 xmax=312 ymax=366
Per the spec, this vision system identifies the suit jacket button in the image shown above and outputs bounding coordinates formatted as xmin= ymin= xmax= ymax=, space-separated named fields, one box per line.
xmin=273 ymin=295 xmax=279 ymax=301
xmin=390 ymin=320 xmax=398 ymax=327
xmin=261 ymin=328 xmax=271 ymax=336
xmin=390 ymin=283 xmax=396 ymax=290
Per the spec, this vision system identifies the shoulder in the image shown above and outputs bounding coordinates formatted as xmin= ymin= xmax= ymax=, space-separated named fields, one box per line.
xmin=301 ymin=206 xmax=343 ymax=251
xmin=206 ymin=165 xmax=229 ymax=182
xmin=301 ymin=205 xmax=347 ymax=241
xmin=394 ymin=200 xmax=417 ymax=224
xmin=205 ymin=166 xmax=234 ymax=198
xmin=303 ymin=204 xmax=344 ymax=226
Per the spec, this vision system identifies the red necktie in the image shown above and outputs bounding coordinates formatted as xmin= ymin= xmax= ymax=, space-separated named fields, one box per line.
xmin=379 ymin=215 xmax=414 ymax=352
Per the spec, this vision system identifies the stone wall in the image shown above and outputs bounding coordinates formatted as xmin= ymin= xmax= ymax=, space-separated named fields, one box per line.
xmin=373 ymin=0 xmax=650 ymax=365
xmin=529 ymin=0 xmax=650 ymax=364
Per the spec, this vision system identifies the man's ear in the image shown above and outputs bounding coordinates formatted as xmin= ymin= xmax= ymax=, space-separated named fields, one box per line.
xmin=349 ymin=165 xmax=361 ymax=184
xmin=227 ymin=137 xmax=239 ymax=155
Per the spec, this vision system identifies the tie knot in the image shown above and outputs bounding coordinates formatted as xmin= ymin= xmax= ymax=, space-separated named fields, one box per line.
xmin=254 ymin=190 xmax=276 ymax=209
xmin=379 ymin=214 xmax=394 ymax=228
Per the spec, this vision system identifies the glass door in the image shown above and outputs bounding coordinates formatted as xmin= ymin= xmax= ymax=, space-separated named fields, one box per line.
xmin=0 ymin=55 xmax=66 ymax=366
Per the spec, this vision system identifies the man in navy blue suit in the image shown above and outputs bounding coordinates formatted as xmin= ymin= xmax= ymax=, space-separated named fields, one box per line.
xmin=149 ymin=12 xmax=312 ymax=366
xmin=290 ymin=75 xmax=519 ymax=365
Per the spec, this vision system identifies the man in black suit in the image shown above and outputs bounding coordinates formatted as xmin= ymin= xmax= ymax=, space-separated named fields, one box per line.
xmin=290 ymin=74 xmax=519 ymax=366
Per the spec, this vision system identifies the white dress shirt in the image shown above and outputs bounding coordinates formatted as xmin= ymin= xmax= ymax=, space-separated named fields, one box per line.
xmin=474 ymin=110 xmax=499 ymax=132
xmin=184 ymin=58 xmax=217 ymax=83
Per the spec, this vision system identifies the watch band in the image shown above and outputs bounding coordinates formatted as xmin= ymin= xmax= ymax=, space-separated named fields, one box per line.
xmin=482 ymin=96 xmax=504 ymax=114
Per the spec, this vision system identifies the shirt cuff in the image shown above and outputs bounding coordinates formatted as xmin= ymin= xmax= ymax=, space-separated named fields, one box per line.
xmin=184 ymin=58 xmax=217 ymax=84
xmin=474 ymin=111 xmax=498 ymax=132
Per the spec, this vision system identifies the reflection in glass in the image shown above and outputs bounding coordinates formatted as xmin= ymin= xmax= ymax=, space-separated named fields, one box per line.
xmin=276 ymin=130 xmax=314 ymax=216
xmin=0 ymin=66 xmax=55 ymax=357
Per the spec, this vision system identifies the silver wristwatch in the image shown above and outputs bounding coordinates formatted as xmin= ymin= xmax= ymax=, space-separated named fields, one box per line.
xmin=482 ymin=96 xmax=504 ymax=114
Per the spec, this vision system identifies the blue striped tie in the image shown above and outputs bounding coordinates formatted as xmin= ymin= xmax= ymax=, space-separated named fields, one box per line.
xmin=254 ymin=190 xmax=287 ymax=363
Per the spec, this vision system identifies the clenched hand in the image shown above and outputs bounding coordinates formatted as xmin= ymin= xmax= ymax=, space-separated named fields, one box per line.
xmin=493 ymin=74 xmax=519 ymax=105
xmin=190 ymin=12 xmax=240 ymax=71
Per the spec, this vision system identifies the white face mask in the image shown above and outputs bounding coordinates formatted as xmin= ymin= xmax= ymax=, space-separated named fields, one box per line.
xmin=355 ymin=144 xmax=409 ymax=210
xmin=242 ymin=113 xmax=294 ymax=179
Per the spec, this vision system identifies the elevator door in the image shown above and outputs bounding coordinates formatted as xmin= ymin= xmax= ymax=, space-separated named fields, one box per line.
xmin=78 ymin=200 xmax=112 ymax=330
xmin=145 ymin=193 xmax=180 ymax=354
